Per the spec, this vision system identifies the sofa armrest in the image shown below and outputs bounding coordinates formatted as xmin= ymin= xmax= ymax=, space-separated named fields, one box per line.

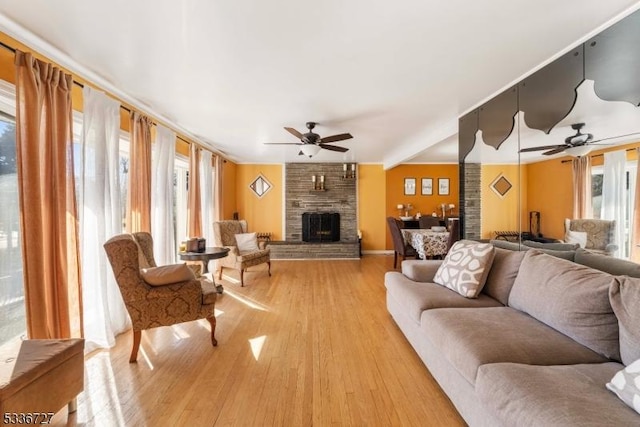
xmin=225 ymin=245 xmax=240 ymax=257
xmin=401 ymin=260 xmax=443 ymax=282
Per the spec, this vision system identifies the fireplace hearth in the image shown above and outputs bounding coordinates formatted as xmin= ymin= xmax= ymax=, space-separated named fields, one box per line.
xmin=302 ymin=212 xmax=340 ymax=242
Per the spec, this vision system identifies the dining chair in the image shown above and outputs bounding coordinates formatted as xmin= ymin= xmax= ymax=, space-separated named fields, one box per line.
xmin=418 ymin=216 xmax=441 ymax=229
xmin=387 ymin=216 xmax=418 ymax=268
xmin=446 ymin=218 xmax=461 ymax=253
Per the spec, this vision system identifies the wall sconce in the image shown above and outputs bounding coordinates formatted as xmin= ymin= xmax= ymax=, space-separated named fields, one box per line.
xmin=312 ymin=174 xmax=325 ymax=191
xmin=343 ymin=163 xmax=356 ymax=179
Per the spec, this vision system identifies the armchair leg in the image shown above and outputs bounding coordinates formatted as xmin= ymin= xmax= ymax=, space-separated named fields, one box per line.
xmin=218 ymin=266 xmax=223 ymax=281
xmin=267 ymin=261 xmax=271 ymax=276
xmin=240 ymin=269 xmax=245 ymax=286
xmin=130 ymin=330 xmax=141 ymax=363
xmin=206 ymin=316 xmax=218 ymax=346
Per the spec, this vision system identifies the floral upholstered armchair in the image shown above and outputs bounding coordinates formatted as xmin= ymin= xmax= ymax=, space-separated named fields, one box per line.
xmin=104 ymin=232 xmax=218 ymax=362
xmin=565 ymin=218 xmax=618 ymax=256
xmin=213 ymin=220 xmax=271 ymax=286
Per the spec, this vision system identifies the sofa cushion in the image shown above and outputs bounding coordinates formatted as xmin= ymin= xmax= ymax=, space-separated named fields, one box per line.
xmin=421 ymin=307 xmax=608 ymax=385
xmin=433 ymin=240 xmax=495 ymax=298
xmin=610 ymin=276 xmax=640 ymax=365
xmin=476 ymin=362 xmax=639 ymax=426
xmin=509 ymin=250 xmax=620 ymax=361
xmin=489 ymin=239 xmax=576 ymax=261
xmin=607 ymin=357 xmax=640 ymax=415
xmin=140 ymin=263 xmax=195 ymax=286
xmin=523 ymin=240 xmax=579 ymax=251
xmin=575 ymin=248 xmax=640 ymax=277
xmin=384 ymin=272 xmax=502 ymax=323
xmin=482 ymin=247 xmax=525 ymax=305
xmin=489 ymin=239 xmax=523 ymax=251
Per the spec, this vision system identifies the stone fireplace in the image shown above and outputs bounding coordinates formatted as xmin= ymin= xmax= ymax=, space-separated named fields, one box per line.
xmin=269 ymin=162 xmax=359 ymax=259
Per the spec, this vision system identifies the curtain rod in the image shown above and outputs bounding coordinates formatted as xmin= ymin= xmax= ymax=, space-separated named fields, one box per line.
xmin=1 ymin=40 xmax=198 ymax=148
xmin=560 ymin=147 xmax=636 ymax=163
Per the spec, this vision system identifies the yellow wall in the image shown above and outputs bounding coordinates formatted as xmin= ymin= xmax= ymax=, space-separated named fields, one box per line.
xmin=235 ymin=164 xmax=283 ymax=240
xmin=384 ymin=164 xmax=459 ymax=249
xmin=358 ymin=164 xmax=387 ymax=251
xmin=481 ymin=164 xmax=527 ymax=239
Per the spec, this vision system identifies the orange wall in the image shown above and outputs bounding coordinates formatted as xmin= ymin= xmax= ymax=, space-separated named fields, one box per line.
xmin=481 ymin=164 xmax=527 ymax=239
xmin=525 ymin=158 xmax=572 ymax=239
xmin=384 ymin=164 xmax=459 ymax=249
xmin=358 ymin=164 xmax=387 ymax=251
xmin=235 ymin=164 xmax=283 ymax=240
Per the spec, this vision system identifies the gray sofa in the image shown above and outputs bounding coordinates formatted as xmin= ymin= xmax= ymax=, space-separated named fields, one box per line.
xmin=385 ymin=246 xmax=640 ymax=426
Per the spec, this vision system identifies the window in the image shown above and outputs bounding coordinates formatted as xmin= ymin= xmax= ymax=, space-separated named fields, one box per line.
xmin=592 ymin=161 xmax=636 ymax=258
xmin=0 ymin=81 xmax=25 ymax=345
xmin=174 ymin=156 xmax=189 ymax=253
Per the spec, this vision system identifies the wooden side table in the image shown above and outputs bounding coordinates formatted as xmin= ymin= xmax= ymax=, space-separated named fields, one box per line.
xmin=179 ymin=247 xmax=230 ymax=293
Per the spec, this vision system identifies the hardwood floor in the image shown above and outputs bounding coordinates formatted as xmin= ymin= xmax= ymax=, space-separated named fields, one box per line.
xmin=53 ymin=255 xmax=465 ymax=426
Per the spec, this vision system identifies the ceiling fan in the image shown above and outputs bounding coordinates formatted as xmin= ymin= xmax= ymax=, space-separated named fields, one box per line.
xmin=518 ymin=122 xmax=629 ymax=157
xmin=264 ymin=122 xmax=353 ymax=157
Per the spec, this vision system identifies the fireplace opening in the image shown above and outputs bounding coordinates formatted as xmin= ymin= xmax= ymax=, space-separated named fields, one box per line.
xmin=302 ymin=212 xmax=340 ymax=242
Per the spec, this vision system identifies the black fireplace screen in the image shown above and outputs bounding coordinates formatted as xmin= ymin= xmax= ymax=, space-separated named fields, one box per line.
xmin=302 ymin=212 xmax=340 ymax=242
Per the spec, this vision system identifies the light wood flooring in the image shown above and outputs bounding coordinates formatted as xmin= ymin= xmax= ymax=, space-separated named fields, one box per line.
xmin=52 ymin=255 xmax=465 ymax=426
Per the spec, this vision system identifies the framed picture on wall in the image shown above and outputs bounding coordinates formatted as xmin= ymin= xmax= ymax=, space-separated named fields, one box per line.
xmin=421 ymin=178 xmax=433 ymax=195
xmin=404 ymin=178 xmax=416 ymax=195
xmin=438 ymin=178 xmax=450 ymax=195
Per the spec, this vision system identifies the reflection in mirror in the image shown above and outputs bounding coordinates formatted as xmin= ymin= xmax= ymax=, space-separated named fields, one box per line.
xmin=519 ymin=79 xmax=640 ymax=259
xmin=249 ymin=174 xmax=272 ymax=198
xmin=465 ymin=114 xmax=523 ymax=245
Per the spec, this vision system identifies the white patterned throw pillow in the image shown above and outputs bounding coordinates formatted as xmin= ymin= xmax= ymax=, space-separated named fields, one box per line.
xmin=607 ymin=358 xmax=640 ymax=415
xmin=433 ymin=240 xmax=495 ymax=298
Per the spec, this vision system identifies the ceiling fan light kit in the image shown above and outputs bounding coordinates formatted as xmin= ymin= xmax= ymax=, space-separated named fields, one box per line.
xmin=300 ymin=144 xmax=322 ymax=157
xmin=564 ymin=144 xmax=593 ymax=157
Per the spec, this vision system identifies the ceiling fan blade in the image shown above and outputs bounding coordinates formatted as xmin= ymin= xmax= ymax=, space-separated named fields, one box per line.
xmin=319 ymin=144 xmax=349 ymax=153
xmin=320 ymin=133 xmax=353 ymax=144
xmin=519 ymin=144 xmax=566 ymax=153
xmin=590 ymin=131 xmax=640 ymax=144
xmin=284 ymin=127 xmax=304 ymax=139
xmin=543 ymin=147 xmax=568 ymax=156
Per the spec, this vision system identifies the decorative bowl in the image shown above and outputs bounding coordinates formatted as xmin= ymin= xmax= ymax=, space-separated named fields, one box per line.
xmin=400 ymin=216 xmax=414 ymax=221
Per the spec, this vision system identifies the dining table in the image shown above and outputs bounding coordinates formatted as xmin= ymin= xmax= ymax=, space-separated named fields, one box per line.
xmin=401 ymin=229 xmax=450 ymax=259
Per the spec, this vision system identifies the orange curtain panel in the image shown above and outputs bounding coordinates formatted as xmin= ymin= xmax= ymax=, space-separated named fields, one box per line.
xmin=127 ymin=111 xmax=152 ymax=232
xmin=14 ymin=50 xmax=83 ymax=339
xmin=572 ymin=156 xmax=592 ymax=219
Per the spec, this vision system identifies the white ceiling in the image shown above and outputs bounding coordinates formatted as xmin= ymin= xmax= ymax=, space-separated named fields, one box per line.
xmin=0 ymin=0 xmax=639 ymax=167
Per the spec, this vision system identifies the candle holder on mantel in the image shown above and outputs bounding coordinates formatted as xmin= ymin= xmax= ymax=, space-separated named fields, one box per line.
xmin=342 ymin=163 xmax=356 ymax=179
xmin=311 ymin=174 xmax=326 ymax=191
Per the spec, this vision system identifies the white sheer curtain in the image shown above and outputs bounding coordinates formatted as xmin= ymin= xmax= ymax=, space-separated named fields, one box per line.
xmin=80 ymin=87 xmax=130 ymax=352
xmin=200 ymin=150 xmax=214 ymax=243
xmin=602 ymin=150 xmax=626 ymax=258
xmin=151 ymin=125 xmax=176 ymax=265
